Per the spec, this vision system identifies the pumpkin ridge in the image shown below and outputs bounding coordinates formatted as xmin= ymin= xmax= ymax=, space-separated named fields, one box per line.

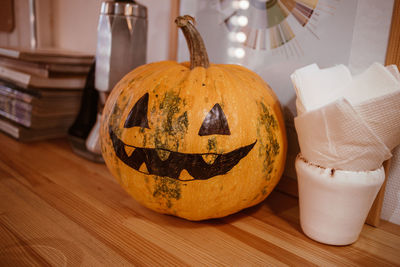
xmin=214 ymin=65 xmax=257 ymax=133
xmin=218 ymin=65 xmax=276 ymax=106
xmin=217 ymin=64 xmax=286 ymax=192
xmin=122 ymin=63 xmax=188 ymax=108
xmin=123 ymin=61 xmax=177 ymax=87
xmin=222 ymin=64 xmax=279 ymax=103
xmin=117 ymin=62 xmax=177 ymax=107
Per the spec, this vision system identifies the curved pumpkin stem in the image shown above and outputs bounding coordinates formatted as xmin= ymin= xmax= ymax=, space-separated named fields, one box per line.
xmin=175 ymin=15 xmax=210 ymax=69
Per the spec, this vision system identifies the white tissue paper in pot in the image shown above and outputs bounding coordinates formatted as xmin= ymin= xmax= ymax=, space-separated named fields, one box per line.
xmin=295 ymin=98 xmax=306 ymax=116
xmin=329 ymin=63 xmax=400 ymax=106
xmin=295 ymin=155 xmax=385 ymax=245
xmin=354 ymin=90 xmax=400 ymax=151
xmin=353 ymin=64 xmax=400 ymax=151
xmin=291 ymin=62 xmax=399 ymax=246
xmin=294 ymin=98 xmax=392 ymax=171
xmin=292 ymin=63 xmax=400 ymax=170
xmin=386 ymin=64 xmax=400 ymax=81
xmin=291 ymin=64 xmax=352 ymax=112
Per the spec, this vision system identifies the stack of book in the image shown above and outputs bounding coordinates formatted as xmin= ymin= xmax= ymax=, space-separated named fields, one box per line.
xmin=0 ymin=46 xmax=93 ymax=141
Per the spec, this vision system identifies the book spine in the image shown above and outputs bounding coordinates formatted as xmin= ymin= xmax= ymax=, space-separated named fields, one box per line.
xmin=0 ymin=80 xmax=41 ymax=96
xmin=0 ymin=66 xmax=31 ymax=86
xmin=0 ymin=118 xmax=20 ymax=139
xmin=0 ymin=97 xmax=32 ymax=127
xmin=0 ymin=57 xmax=49 ymax=78
xmin=0 ymin=84 xmax=34 ymax=103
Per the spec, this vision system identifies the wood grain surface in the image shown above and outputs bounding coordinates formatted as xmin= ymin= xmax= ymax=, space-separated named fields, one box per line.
xmin=0 ymin=133 xmax=399 ymax=266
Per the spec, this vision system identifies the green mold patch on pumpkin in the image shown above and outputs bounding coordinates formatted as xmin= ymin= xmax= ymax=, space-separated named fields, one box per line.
xmin=153 ymin=176 xmax=182 ymax=209
xmin=121 ymin=95 xmax=128 ymax=103
xmin=176 ymin=111 xmax=189 ymax=133
xmin=109 ymin=104 xmax=123 ymax=136
xmin=257 ymin=101 xmax=280 ymax=181
xmin=252 ymin=193 xmax=260 ymax=201
xmin=152 ymin=91 xmax=189 ymax=151
xmin=141 ymin=132 xmax=147 ymax=148
xmin=159 ymin=91 xmax=184 ymax=133
xmin=207 ymin=137 xmax=217 ymax=152
xmin=202 ymin=137 xmax=219 ymax=164
xmin=151 ymin=84 xmax=161 ymax=94
xmin=259 ymin=102 xmax=278 ymax=130
xmin=128 ymin=78 xmax=136 ymax=85
xmin=261 ymin=185 xmax=269 ymax=196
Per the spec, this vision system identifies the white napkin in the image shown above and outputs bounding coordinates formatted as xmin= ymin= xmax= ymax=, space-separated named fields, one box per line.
xmin=291 ymin=64 xmax=352 ymax=113
xmin=291 ymin=63 xmax=400 ymax=171
xmin=354 ymin=90 xmax=400 ymax=151
xmin=294 ymin=98 xmax=392 ymax=171
xmin=386 ymin=64 xmax=400 ymax=81
xmin=328 ymin=63 xmax=400 ymax=106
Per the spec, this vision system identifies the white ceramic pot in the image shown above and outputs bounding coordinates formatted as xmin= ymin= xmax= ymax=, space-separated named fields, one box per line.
xmin=295 ymin=154 xmax=385 ymax=245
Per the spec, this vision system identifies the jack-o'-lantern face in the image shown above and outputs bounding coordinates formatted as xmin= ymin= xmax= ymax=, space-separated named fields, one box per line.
xmin=100 ymin=62 xmax=286 ymax=221
xmin=109 ymin=92 xmax=256 ymax=181
xmin=100 ymin=16 xmax=286 ymax=221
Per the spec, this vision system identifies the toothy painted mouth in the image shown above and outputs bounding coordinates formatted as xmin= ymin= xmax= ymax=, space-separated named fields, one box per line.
xmin=109 ymin=129 xmax=256 ymax=181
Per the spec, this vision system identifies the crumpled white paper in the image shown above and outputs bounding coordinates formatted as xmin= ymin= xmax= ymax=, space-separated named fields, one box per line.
xmin=295 ymin=98 xmax=392 ymax=171
xmin=292 ymin=64 xmax=352 ymax=112
xmin=354 ymin=90 xmax=400 ymax=151
xmin=291 ymin=63 xmax=400 ymax=171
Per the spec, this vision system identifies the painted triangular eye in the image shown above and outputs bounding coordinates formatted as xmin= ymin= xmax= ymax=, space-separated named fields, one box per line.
xmin=198 ymin=103 xmax=231 ymax=136
xmin=124 ymin=93 xmax=150 ymax=128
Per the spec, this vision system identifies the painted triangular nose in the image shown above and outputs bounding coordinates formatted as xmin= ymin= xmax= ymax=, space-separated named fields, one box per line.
xmin=198 ymin=103 xmax=231 ymax=136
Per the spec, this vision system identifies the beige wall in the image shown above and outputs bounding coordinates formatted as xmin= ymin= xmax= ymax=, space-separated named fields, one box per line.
xmin=51 ymin=0 xmax=102 ymax=54
xmin=0 ymin=0 xmax=32 ymax=47
xmin=0 ymin=0 xmax=172 ymax=63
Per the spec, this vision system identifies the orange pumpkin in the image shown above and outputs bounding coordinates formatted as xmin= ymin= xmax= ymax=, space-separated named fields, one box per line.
xmin=100 ymin=15 xmax=287 ymax=220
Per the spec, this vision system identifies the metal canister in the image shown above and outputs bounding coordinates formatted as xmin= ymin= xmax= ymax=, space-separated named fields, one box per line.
xmin=95 ymin=0 xmax=147 ymax=92
xmin=84 ymin=0 xmax=147 ymax=157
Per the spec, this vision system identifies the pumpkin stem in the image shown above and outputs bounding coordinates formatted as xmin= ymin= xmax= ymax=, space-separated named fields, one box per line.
xmin=175 ymin=15 xmax=210 ymax=69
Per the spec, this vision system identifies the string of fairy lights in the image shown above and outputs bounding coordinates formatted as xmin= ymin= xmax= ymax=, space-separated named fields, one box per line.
xmin=227 ymin=0 xmax=250 ymax=59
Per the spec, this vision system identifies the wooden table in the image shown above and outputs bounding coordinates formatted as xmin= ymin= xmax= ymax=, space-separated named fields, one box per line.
xmin=0 ymin=133 xmax=399 ymax=266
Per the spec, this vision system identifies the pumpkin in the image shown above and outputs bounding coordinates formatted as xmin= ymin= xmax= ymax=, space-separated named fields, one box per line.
xmin=100 ymin=15 xmax=287 ymax=221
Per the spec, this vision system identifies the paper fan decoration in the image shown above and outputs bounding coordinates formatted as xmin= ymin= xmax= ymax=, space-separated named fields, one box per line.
xmin=224 ymin=0 xmax=320 ymax=50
